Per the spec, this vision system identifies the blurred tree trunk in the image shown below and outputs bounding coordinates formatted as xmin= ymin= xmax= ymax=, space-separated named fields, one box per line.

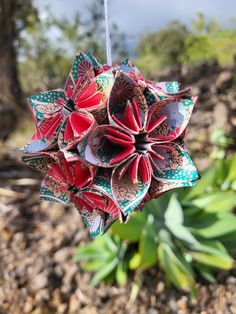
xmin=0 ymin=0 xmax=22 ymax=139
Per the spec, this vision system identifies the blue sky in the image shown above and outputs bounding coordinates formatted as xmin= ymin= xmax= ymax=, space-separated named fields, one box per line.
xmin=34 ymin=0 xmax=236 ymax=53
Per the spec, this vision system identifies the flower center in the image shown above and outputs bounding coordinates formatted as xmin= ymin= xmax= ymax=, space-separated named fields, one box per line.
xmin=66 ymin=99 xmax=75 ymax=111
xmin=134 ymin=133 xmax=151 ymax=154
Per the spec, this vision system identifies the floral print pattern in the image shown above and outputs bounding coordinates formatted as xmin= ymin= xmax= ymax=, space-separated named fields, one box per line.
xmin=21 ymin=51 xmax=199 ymax=237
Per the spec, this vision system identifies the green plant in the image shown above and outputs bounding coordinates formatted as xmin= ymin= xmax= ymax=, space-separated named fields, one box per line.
xmin=210 ymin=128 xmax=232 ymax=160
xmin=74 ymin=153 xmax=236 ymax=294
xmin=74 ymin=233 xmax=128 ymax=286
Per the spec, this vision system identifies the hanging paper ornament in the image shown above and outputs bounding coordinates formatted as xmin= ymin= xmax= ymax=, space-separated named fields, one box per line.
xmin=21 ymin=50 xmax=199 ymax=237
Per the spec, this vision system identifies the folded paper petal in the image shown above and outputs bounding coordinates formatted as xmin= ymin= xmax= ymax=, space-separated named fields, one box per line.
xmin=151 ymin=141 xmax=200 ymax=183
xmin=108 ymin=71 xmax=148 ymax=130
xmin=47 ymin=154 xmax=94 ymax=190
xmin=83 ymin=125 xmax=135 ymax=167
xmin=148 ymin=179 xmax=197 ymax=200
xmin=21 ymin=153 xmax=54 ymax=174
xmin=58 ymin=111 xmax=95 ymax=150
xmin=64 ymin=51 xmax=95 ymax=100
xmin=40 ymin=176 xmax=71 ymax=205
xmin=111 ymin=160 xmax=151 ymax=216
xmin=148 ymin=96 xmax=197 ymax=141
xmin=90 ymin=170 xmax=120 ymax=218
xmin=72 ymin=187 xmax=119 ymax=237
xmin=152 ymin=81 xmax=179 ymax=93
xmin=27 ymin=89 xmax=66 ymax=124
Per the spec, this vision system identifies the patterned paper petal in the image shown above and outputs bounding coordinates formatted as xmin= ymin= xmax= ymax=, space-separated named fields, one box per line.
xmin=151 ymin=141 xmax=200 ymax=183
xmin=47 ymin=154 xmax=95 ymax=189
xmin=111 ymin=160 xmax=151 ymax=216
xmin=40 ymin=176 xmax=70 ymax=205
xmin=143 ymin=86 xmax=160 ymax=108
xmin=85 ymin=51 xmax=103 ymax=71
xmin=58 ymin=111 xmax=95 ymax=150
xmin=27 ymin=89 xmax=66 ymax=124
xmin=21 ymin=138 xmax=51 ymax=153
xmin=74 ymin=81 xmax=103 ymax=110
xmin=22 ymin=113 xmax=65 ymax=153
xmin=64 ymin=51 xmax=95 ymax=99
xmin=153 ymin=81 xmax=179 ymax=93
xmin=108 ymin=71 xmax=148 ymax=130
xmin=117 ymin=59 xmax=143 ymax=78
xmin=90 ymin=170 xmax=120 ymax=219
xmin=95 ymin=70 xmax=115 ymax=98
xmin=148 ymin=96 xmax=197 ymax=141
xmin=149 ymin=81 xmax=193 ymax=98
xmin=148 ymin=179 xmax=197 ymax=199
xmin=82 ymin=125 xmax=135 ymax=167
xmin=21 ymin=153 xmax=54 ymax=174
xmin=73 ymin=187 xmax=119 ymax=237
xmin=79 ymin=205 xmax=105 ymax=238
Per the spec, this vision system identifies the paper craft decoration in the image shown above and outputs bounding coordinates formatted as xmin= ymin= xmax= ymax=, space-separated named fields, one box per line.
xmin=21 ymin=51 xmax=199 ymax=237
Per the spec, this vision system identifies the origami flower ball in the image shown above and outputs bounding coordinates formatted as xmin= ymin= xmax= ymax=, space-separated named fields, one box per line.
xmin=22 ymin=51 xmax=199 ymax=237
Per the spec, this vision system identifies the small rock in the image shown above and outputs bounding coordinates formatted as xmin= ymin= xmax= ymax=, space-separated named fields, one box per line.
xmin=58 ymin=303 xmax=67 ymax=314
xmin=54 ymin=248 xmax=71 ymax=263
xmin=176 ymin=296 xmax=188 ymax=311
xmin=156 ymin=282 xmax=165 ymax=294
xmin=76 ymin=288 xmax=90 ymax=305
xmin=30 ymin=271 xmax=48 ymax=291
xmin=35 ymin=289 xmax=50 ymax=302
xmin=168 ymin=298 xmax=177 ymax=312
xmin=51 ymin=289 xmax=62 ymax=308
xmin=23 ymin=301 xmax=33 ymax=313
xmin=227 ymin=276 xmax=236 ymax=285
xmin=69 ymin=293 xmax=81 ymax=313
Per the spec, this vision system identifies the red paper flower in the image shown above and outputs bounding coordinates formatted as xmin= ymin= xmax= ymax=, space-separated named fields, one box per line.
xmin=22 ymin=51 xmax=199 ymax=237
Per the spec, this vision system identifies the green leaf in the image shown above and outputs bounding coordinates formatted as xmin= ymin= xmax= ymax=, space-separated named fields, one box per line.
xmin=104 ymin=234 xmax=119 ymax=253
xmin=82 ymin=258 xmax=108 ymax=272
xmin=139 ymin=229 xmax=158 ymax=269
xmin=190 ymin=241 xmax=234 ymax=270
xmin=190 ymin=213 xmax=236 ymax=238
xmin=158 ymin=229 xmax=173 ymax=245
xmin=74 ymin=234 xmax=127 ymax=286
xmin=129 ymin=253 xmax=141 ymax=270
xmin=74 ymin=234 xmax=117 ymax=261
xmin=195 ymin=264 xmax=216 ymax=283
xmin=181 ymin=166 xmax=216 ymax=201
xmin=91 ymin=258 xmax=119 ymax=286
xmin=167 ymin=223 xmax=198 ymax=245
xmin=116 ymin=262 xmax=127 ymax=285
xmin=219 ymin=231 xmax=236 ymax=252
xmin=111 ymin=212 xmax=146 ymax=242
xmin=225 ymin=154 xmax=236 ymax=183
xmin=191 ymin=251 xmax=233 ymax=270
xmin=165 ymin=194 xmax=183 ymax=224
xmin=191 ymin=191 xmax=236 ymax=212
xmin=146 ymin=193 xmax=172 ymax=217
xmin=158 ymin=243 xmax=195 ymax=292
xmin=73 ymin=246 xmax=110 ymax=261
xmin=215 ymin=159 xmax=229 ymax=186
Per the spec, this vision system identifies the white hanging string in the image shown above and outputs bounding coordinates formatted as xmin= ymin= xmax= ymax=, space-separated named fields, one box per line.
xmin=104 ymin=0 xmax=112 ymax=66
